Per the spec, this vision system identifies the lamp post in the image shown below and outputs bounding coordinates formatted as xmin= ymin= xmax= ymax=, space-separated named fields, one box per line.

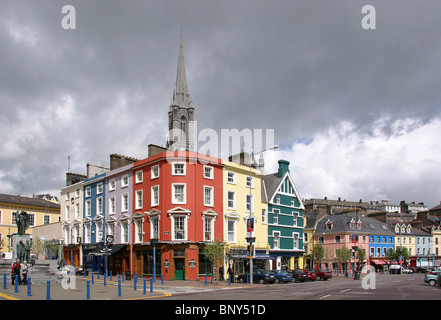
xmin=151 ymin=238 xmax=159 ymax=283
xmin=246 ymin=145 xmax=278 ymax=285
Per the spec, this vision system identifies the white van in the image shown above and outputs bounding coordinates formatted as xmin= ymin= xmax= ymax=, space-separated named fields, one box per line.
xmin=1 ymin=252 xmax=13 ymax=260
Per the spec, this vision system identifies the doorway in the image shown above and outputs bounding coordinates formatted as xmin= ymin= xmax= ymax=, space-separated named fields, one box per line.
xmin=175 ymin=258 xmax=185 ymax=280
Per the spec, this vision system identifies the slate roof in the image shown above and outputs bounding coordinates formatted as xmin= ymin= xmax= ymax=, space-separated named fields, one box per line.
xmin=0 ymin=193 xmax=60 ymax=209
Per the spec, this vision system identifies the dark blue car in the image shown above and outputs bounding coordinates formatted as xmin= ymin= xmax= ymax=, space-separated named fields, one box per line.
xmin=236 ymin=270 xmax=276 ymax=284
xmin=271 ymin=270 xmax=293 ymax=283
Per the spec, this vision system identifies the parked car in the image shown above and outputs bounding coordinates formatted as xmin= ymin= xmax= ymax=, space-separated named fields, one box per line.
xmin=301 ymin=269 xmax=318 ymax=281
xmin=309 ymin=268 xmax=332 ymax=280
xmin=424 ymin=270 xmax=441 ymax=286
xmin=236 ymin=270 xmax=276 ymax=284
xmin=291 ymin=269 xmax=309 ymax=282
xmin=271 ymin=270 xmax=293 ymax=283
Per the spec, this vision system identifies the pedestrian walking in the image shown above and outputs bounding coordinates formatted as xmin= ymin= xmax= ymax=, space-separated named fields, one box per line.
xmin=21 ymin=261 xmax=29 ymax=285
xmin=11 ymin=258 xmax=21 ymax=285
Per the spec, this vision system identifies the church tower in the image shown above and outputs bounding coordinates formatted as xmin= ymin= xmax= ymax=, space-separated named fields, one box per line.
xmin=166 ymin=36 xmax=195 ymax=151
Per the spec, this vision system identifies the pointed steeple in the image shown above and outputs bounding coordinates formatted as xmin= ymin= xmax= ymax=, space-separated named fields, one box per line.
xmin=171 ymin=35 xmax=193 ymax=109
xmin=166 ymin=34 xmax=195 ymax=152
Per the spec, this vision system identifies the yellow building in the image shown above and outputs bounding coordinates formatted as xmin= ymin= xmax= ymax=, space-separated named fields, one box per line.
xmin=223 ymin=160 xmax=270 ymax=275
xmin=0 ymin=193 xmax=60 ymax=253
xmin=394 ymin=223 xmax=416 ymax=256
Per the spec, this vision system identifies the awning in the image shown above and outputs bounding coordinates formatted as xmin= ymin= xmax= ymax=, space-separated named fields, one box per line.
xmin=89 ymin=244 xmax=127 ymax=256
xmin=371 ymin=259 xmax=386 ymax=265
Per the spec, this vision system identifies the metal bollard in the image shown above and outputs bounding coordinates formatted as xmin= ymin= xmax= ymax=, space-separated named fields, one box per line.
xmin=15 ymin=275 xmax=19 ymax=293
xmin=162 ymin=273 xmax=164 ymax=285
xmin=143 ymin=279 xmax=147 ymax=295
xmin=92 ymin=272 xmax=94 ymax=284
xmin=118 ymin=275 xmax=121 ymax=297
xmin=87 ymin=280 xmax=90 ymax=300
xmin=104 ymin=274 xmax=106 ymax=287
xmin=3 ymin=273 xmax=6 ymax=290
xmin=46 ymin=280 xmax=50 ymax=300
xmin=27 ymin=277 xmax=32 ymax=296
xmin=110 ymin=271 xmax=112 ymax=281
xmin=150 ymin=278 xmax=153 ymax=293
xmin=134 ymin=274 xmax=137 ymax=291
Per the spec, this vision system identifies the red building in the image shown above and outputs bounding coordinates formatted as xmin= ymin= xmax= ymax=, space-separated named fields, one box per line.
xmin=131 ymin=150 xmax=224 ymax=281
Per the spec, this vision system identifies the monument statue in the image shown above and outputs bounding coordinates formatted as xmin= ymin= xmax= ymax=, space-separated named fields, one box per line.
xmin=16 ymin=210 xmax=30 ymax=235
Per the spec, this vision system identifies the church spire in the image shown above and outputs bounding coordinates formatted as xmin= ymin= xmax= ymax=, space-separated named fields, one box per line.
xmin=171 ymin=34 xmax=193 ymax=109
xmin=167 ymin=34 xmax=195 ymax=152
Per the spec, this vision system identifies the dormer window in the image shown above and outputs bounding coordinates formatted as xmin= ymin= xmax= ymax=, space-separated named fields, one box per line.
xmin=326 ymin=219 xmax=333 ymax=230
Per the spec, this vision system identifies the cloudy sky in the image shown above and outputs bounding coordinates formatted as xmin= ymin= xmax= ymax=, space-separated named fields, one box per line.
xmin=1 ymin=0 xmax=440 ymax=208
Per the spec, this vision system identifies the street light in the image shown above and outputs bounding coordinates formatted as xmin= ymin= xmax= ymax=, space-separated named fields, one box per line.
xmin=247 ymin=145 xmax=278 ymax=285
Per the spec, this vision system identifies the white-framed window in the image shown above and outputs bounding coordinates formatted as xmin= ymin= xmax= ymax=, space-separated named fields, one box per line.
xmin=292 ymin=211 xmax=298 ymax=226
xmin=109 ymin=179 xmax=116 ymax=191
xmin=273 ymin=231 xmax=281 ymax=249
xmin=135 ymin=190 xmax=143 ymax=209
xmin=96 ymin=221 xmax=103 ymax=242
xmin=227 ymin=171 xmax=236 ymax=184
xmin=173 ymin=216 xmax=187 ymax=240
xmin=97 ymin=197 xmax=103 ymax=214
xmin=75 ymin=188 xmax=80 ymax=197
xmin=204 ymin=186 xmax=214 ymax=207
xmin=172 ymin=162 xmax=186 ymax=175
xmin=151 ymin=165 xmax=160 ymax=179
xmin=121 ymin=193 xmax=129 ymax=212
xmin=293 ymin=234 xmax=299 ymax=249
xmin=172 ymin=184 xmax=186 ymax=204
xmin=75 ymin=203 xmax=79 ymax=218
xmin=121 ymin=221 xmax=128 ymax=243
xmin=246 ymin=176 xmax=254 ymax=188
xmin=151 ymin=185 xmax=159 ymax=206
xmin=122 ymin=175 xmax=129 ymax=188
xmin=227 ymin=191 xmax=236 ymax=209
xmin=204 ymin=217 xmax=214 ymax=241
xmin=262 ymin=209 xmax=267 ymax=223
xmin=204 ymin=165 xmax=213 ymax=179
xmin=109 ymin=196 xmax=116 ymax=215
xmin=97 ymin=182 xmax=103 ymax=194
xmin=246 ymin=194 xmax=254 ymax=212
xmin=85 ymin=186 xmax=91 ymax=197
xmin=84 ymin=224 xmax=91 ymax=243
xmin=65 ymin=192 xmax=70 ymax=201
xmin=107 ymin=223 xmax=115 ymax=237
xmin=135 ymin=170 xmax=143 ymax=183
xmin=65 ymin=205 xmax=70 ymax=220
xmin=227 ymin=220 xmax=236 ymax=243
xmin=134 ymin=219 xmax=143 ymax=243
xmin=273 ymin=209 xmax=279 ymax=224
xmin=44 ymin=215 xmax=50 ymax=225
xmin=85 ymin=200 xmax=91 ymax=216
xmin=276 ymin=194 xmax=281 ymax=204
xmin=151 ymin=216 xmax=160 ymax=239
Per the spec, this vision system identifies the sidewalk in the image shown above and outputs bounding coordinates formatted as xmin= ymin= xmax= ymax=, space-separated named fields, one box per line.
xmin=0 ymin=273 xmax=249 ymax=300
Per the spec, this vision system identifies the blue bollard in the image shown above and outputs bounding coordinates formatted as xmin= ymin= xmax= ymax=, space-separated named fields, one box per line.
xmin=104 ymin=274 xmax=107 ymax=286
xmin=15 ymin=275 xmax=18 ymax=293
xmin=92 ymin=272 xmax=94 ymax=284
xmin=3 ymin=273 xmax=6 ymax=290
xmin=27 ymin=277 xmax=32 ymax=296
xmin=134 ymin=275 xmax=137 ymax=291
xmin=205 ymin=274 xmax=207 ymax=286
xmin=150 ymin=278 xmax=153 ymax=293
xmin=87 ymin=280 xmax=90 ymax=300
xmin=118 ymin=275 xmax=121 ymax=297
xmin=46 ymin=280 xmax=50 ymax=300
xmin=143 ymin=279 xmax=147 ymax=295
xmin=110 ymin=271 xmax=112 ymax=281
xmin=162 ymin=274 xmax=164 ymax=285
xmin=229 ymin=275 xmax=231 ymax=286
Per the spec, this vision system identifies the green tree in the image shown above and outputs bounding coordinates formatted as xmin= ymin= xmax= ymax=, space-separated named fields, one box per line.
xmin=336 ymin=245 xmax=352 ymax=272
xmin=312 ymin=243 xmax=325 ymax=268
xmin=31 ymin=237 xmax=45 ymax=259
xmin=202 ymin=239 xmax=225 ymax=284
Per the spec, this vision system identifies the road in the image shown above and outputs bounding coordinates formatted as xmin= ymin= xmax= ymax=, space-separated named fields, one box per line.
xmin=159 ymin=273 xmax=441 ymax=300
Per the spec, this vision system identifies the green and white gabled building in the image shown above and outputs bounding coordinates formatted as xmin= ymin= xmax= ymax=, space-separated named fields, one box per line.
xmin=262 ymin=160 xmax=305 ymax=270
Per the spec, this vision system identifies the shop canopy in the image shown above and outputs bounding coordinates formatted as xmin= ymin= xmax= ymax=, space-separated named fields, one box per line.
xmin=89 ymin=244 xmax=127 ymax=256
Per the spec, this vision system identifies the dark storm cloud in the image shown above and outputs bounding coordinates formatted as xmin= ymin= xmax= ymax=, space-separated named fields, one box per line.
xmin=0 ymin=0 xmax=440 ymax=207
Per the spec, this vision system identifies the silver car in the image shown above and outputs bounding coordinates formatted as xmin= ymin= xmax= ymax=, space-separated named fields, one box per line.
xmin=424 ymin=270 xmax=441 ymax=286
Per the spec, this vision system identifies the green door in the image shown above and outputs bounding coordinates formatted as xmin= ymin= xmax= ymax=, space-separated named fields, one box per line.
xmin=175 ymin=259 xmax=184 ymax=280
